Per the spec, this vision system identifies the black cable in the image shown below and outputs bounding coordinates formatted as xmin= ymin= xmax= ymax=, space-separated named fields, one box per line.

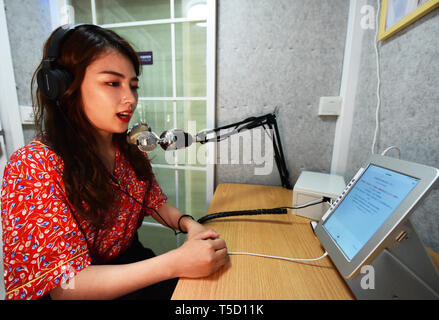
xmin=197 ymin=208 xmax=287 ymax=224
xmin=55 ymin=106 xmax=180 ymax=235
xmin=278 ymin=197 xmax=331 ymax=210
xmin=110 ymin=176 xmax=180 ymax=236
xmin=197 ymin=198 xmax=330 ymax=225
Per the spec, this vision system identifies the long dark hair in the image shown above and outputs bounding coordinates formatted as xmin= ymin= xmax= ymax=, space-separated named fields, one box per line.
xmin=31 ymin=24 xmax=153 ymax=228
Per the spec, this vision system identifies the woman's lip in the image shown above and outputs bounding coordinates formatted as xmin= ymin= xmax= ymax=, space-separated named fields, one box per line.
xmin=117 ymin=116 xmax=131 ymax=123
xmin=116 ymin=112 xmax=132 ymax=123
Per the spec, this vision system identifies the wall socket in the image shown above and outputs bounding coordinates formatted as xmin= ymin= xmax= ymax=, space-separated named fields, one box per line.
xmin=318 ymin=96 xmax=342 ymax=116
xmin=19 ymin=106 xmax=34 ymax=124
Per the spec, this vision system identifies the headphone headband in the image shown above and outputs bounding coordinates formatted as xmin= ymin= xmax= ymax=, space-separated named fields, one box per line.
xmin=37 ymin=23 xmax=93 ymax=101
xmin=46 ymin=23 xmax=89 ymax=59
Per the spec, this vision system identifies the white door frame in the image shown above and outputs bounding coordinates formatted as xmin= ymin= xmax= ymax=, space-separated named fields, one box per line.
xmin=92 ymin=0 xmax=216 ymax=210
xmin=0 ymin=0 xmax=25 ymax=159
xmin=0 ymin=0 xmax=26 ymax=300
xmin=330 ymin=0 xmax=367 ymax=177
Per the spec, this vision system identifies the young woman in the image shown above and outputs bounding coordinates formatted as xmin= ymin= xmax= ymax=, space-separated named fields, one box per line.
xmin=1 ymin=24 xmax=228 ymax=300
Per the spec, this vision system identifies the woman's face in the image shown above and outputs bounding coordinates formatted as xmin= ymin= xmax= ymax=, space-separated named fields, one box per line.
xmin=80 ymin=50 xmax=139 ymax=140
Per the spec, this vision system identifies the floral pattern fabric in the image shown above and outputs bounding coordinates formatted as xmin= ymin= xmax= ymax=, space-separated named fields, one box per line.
xmin=1 ymin=140 xmax=167 ymax=300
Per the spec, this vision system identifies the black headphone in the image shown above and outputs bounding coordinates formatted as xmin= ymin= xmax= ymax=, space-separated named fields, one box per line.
xmin=36 ymin=23 xmax=90 ymax=101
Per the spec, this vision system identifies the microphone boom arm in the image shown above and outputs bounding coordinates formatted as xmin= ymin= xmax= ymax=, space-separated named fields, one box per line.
xmin=195 ymin=112 xmax=292 ymax=189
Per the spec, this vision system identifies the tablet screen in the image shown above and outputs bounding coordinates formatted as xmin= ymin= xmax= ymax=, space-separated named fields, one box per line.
xmin=323 ymin=165 xmax=419 ymax=261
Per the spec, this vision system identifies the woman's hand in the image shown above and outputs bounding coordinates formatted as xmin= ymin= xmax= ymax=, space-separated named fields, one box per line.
xmin=182 ymin=217 xmax=214 ymax=241
xmin=171 ymin=229 xmax=229 ymax=279
xmin=152 ymin=205 xmax=229 ymax=278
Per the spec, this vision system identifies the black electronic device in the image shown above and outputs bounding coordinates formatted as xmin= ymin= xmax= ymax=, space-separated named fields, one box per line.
xmin=36 ymin=23 xmax=90 ymax=101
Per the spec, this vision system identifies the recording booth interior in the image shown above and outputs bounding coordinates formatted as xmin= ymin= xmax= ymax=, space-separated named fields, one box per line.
xmin=1 ymin=0 xmax=439 ymax=301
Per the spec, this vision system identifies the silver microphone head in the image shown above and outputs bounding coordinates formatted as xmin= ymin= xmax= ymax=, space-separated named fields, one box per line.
xmin=137 ymin=131 xmax=160 ymax=152
xmin=127 ymin=123 xmax=150 ymax=145
xmin=127 ymin=124 xmax=193 ymax=152
xmin=127 ymin=122 xmax=160 ymax=152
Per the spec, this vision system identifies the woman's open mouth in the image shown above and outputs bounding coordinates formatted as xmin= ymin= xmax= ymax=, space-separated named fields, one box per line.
xmin=116 ymin=111 xmax=132 ymax=123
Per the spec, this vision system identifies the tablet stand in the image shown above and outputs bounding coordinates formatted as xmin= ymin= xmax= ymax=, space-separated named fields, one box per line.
xmin=345 ymin=219 xmax=439 ymax=299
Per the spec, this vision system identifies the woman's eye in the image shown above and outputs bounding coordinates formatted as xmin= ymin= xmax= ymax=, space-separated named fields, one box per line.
xmin=106 ymin=82 xmax=119 ymax=87
xmin=131 ymin=85 xmax=139 ymax=90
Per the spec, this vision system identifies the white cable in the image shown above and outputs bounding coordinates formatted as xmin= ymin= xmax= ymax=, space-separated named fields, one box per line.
xmin=381 ymin=146 xmax=401 ymax=158
xmin=228 ymin=251 xmax=328 ymax=262
xmin=371 ymin=0 xmax=382 ymax=154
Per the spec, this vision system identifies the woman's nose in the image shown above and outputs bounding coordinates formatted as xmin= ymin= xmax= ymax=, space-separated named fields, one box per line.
xmin=121 ymin=88 xmax=137 ymax=105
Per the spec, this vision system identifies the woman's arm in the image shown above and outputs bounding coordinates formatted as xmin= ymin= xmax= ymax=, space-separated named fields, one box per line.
xmin=50 ymin=203 xmax=228 ymax=299
xmin=49 ymin=249 xmax=176 ymax=300
xmin=50 ymin=204 xmax=228 ymax=300
xmin=50 ymin=227 xmax=228 ymax=300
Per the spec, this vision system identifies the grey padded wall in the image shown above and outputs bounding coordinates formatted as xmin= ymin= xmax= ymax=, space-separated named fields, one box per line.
xmin=6 ymin=0 xmax=350 ymax=188
xmin=346 ymin=1 xmax=439 ymax=251
xmin=215 ymin=0 xmax=349 ymax=187
xmin=4 ymin=0 xmax=50 ymax=144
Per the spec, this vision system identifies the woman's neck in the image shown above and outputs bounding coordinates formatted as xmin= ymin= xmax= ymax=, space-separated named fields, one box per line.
xmin=95 ymin=132 xmax=116 ymax=172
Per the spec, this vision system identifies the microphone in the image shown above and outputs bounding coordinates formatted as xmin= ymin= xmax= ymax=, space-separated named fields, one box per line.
xmin=127 ymin=123 xmax=193 ymax=152
xmin=159 ymin=129 xmax=193 ymax=151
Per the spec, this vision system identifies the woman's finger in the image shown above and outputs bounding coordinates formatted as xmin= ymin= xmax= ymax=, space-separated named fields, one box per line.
xmin=209 ymin=238 xmax=227 ymax=251
xmin=196 ymin=229 xmax=220 ymax=240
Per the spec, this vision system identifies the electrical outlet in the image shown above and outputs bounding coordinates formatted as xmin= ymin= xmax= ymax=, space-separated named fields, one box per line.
xmin=20 ymin=106 xmax=34 ymax=124
xmin=318 ymin=96 xmax=342 ymax=116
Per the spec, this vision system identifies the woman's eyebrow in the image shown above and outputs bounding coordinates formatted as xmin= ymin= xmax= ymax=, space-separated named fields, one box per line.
xmin=98 ymin=70 xmax=139 ymax=81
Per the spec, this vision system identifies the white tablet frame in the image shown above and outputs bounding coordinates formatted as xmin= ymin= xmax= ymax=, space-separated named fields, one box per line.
xmin=315 ymin=154 xmax=439 ymax=279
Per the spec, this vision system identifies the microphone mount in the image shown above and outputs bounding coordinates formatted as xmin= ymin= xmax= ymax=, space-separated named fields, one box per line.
xmin=195 ymin=112 xmax=292 ymax=189
xmin=127 ymin=112 xmax=292 ymax=189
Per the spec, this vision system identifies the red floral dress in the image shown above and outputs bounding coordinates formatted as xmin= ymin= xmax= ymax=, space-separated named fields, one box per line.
xmin=1 ymin=139 xmax=167 ymax=300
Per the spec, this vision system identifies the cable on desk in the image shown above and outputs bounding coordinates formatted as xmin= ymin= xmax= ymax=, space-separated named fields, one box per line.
xmin=279 ymin=197 xmax=331 ymax=210
xmin=228 ymin=251 xmax=328 ymax=262
xmin=197 ymin=208 xmax=287 ymax=224
xmin=197 ymin=197 xmax=330 ymax=225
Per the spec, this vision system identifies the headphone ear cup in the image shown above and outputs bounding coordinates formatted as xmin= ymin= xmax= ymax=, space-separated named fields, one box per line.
xmin=55 ymin=68 xmax=74 ymax=100
xmin=37 ymin=67 xmax=74 ymax=101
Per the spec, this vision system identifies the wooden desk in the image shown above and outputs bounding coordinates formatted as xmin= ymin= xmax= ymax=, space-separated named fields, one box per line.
xmin=172 ymin=183 xmax=355 ymax=300
xmin=172 ymin=183 xmax=439 ymax=300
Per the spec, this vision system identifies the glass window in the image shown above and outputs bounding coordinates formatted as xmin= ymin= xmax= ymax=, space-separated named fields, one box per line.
xmin=112 ymin=25 xmax=173 ymax=97
xmin=177 ymin=101 xmax=207 ymax=167
xmin=178 ymin=169 xmax=207 ymax=219
xmin=95 ymin=0 xmax=170 ymax=24
xmin=152 ymin=167 xmax=176 ymax=205
xmin=175 ymin=22 xmax=206 ymax=97
xmin=137 ymin=223 xmax=177 ymax=255
xmin=71 ymin=0 xmax=93 ymax=23
xmin=175 ymin=0 xmax=207 ymax=19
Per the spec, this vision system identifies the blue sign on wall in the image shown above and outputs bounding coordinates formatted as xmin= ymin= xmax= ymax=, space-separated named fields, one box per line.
xmin=138 ymin=51 xmax=153 ymax=65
